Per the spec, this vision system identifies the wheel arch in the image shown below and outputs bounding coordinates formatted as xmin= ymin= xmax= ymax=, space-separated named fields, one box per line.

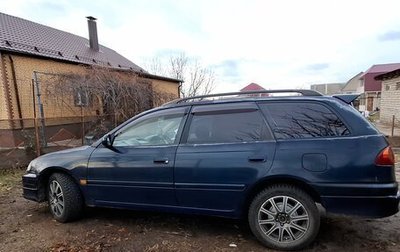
xmin=38 ymin=167 xmax=82 ymax=201
xmin=242 ymin=176 xmax=321 ymax=218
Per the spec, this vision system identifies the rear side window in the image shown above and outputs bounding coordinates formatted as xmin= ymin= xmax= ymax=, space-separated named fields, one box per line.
xmin=259 ymin=102 xmax=350 ymax=139
xmin=186 ymin=110 xmax=271 ymax=144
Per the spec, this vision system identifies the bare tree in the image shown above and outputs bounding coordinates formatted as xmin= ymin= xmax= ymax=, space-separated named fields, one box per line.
xmin=42 ymin=66 xmax=175 ymax=127
xmin=143 ymin=53 xmax=216 ymax=97
xmin=186 ymin=60 xmax=215 ymax=97
xmin=142 ymin=57 xmax=167 ymax=77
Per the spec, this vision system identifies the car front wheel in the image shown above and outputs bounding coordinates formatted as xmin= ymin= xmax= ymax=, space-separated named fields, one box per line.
xmin=248 ymin=185 xmax=320 ymax=250
xmin=48 ymin=173 xmax=83 ymax=222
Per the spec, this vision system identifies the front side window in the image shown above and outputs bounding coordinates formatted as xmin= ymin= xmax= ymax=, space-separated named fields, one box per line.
xmin=260 ymin=102 xmax=350 ymax=139
xmin=186 ymin=110 xmax=270 ymax=144
xmin=113 ymin=112 xmax=185 ymax=147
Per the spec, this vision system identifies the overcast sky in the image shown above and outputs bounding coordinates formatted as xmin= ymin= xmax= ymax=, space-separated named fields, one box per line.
xmin=3 ymin=0 xmax=400 ymax=92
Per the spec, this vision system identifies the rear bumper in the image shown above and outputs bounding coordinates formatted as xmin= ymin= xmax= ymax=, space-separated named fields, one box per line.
xmin=22 ymin=173 xmax=45 ymax=202
xmin=312 ymin=182 xmax=399 ymax=218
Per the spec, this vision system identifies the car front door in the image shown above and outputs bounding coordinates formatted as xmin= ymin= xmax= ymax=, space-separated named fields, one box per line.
xmin=86 ymin=107 xmax=188 ymax=208
xmin=174 ymin=102 xmax=276 ymax=216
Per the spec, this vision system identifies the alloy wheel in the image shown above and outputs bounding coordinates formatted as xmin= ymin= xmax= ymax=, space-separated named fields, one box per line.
xmin=258 ymin=196 xmax=310 ymax=243
xmin=49 ymin=180 xmax=64 ymax=217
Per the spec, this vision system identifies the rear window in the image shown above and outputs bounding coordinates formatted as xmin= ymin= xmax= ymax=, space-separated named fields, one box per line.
xmin=259 ymin=102 xmax=350 ymax=139
xmin=186 ymin=110 xmax=271 ymax=144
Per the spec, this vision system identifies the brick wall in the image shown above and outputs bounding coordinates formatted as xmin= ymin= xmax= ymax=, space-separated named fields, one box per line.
xmin=380 ymin=76 xmax=400 ymax=124
xmin=152 ymin=78 xmax=180 ymax=106
xmin=0 ymin=53 xmax=179 ymax=129
xmin=8 ymin=54 xmax=88 ymax=120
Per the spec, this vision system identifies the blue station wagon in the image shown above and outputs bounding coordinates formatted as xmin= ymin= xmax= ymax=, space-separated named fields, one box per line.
xmin=22 ymin=90 xmax=399 ymax=250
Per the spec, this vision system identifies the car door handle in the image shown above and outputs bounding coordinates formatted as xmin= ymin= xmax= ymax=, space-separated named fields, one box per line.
xmin=248 ymin=156 xmax=266 ymax=162
xmin=153 ymin=158 xmax=169 ymax=164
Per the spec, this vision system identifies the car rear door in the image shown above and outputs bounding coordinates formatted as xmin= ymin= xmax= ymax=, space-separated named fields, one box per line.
xmin=174 ymin=102 xmax=276 ymax=216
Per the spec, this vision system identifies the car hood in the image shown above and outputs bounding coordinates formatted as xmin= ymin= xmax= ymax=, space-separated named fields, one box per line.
xmin=30 ymin=145 xmax=95 ymax=173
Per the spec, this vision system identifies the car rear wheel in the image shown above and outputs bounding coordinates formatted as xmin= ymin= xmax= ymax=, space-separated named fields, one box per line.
xmin=248 ymin=185 xmax=320 ymax=250
xmin=48 ymin=173 xmax=83 ymax=222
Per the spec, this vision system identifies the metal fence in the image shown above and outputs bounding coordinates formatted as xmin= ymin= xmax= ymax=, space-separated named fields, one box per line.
xmin=0 ymin=69 xmax=165 ymax=169
xmin=389 ymin=115 xmax=400 ymax=137
xmin=0 ymin=115 xmax=117 ymax=169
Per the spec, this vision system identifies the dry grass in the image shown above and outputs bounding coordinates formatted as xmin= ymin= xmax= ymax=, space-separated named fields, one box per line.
xmin=0 ymin=168 xmax=25 ymax=193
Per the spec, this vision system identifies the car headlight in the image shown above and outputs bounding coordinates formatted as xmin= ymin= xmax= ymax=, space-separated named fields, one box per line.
xmin=26 ymin=162 xmax=33 ymax=172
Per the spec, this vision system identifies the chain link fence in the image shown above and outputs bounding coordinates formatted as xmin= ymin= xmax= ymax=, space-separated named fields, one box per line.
xmin=1 ymin=68 xmax=175 ymax=169
xmin=0 ymin=115 xmax=116 ymax=169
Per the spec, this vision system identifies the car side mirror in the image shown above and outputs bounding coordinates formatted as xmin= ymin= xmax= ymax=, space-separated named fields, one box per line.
xmin=102 ymin=134 xmax=115 ymax=148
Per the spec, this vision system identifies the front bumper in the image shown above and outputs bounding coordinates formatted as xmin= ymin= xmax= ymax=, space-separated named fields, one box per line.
xmin=22 ymin=173 xmax=45 ymax=202
xmin=313 ymin=182 xmax=400 ymax=218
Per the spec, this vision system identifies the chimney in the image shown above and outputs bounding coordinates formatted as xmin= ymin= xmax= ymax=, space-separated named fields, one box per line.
xmin=86 ymin=16 xmax=99 ymax=51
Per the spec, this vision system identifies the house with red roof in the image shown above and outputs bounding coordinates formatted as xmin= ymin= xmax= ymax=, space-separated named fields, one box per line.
xmin=240 ymin=83 xmax=266 ymax=92
xmin=240 ymin=83 xmax=269 ymax=96
xmin=358 ymin=63 xmax=400 ymax=112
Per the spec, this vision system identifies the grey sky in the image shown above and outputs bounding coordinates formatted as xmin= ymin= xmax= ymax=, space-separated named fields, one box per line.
xmin=3 ymin=0 xmax=400 ymax=92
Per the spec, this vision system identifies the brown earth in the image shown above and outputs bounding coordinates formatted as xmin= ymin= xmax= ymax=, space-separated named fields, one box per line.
xmin=0 ymin=167 xmax=399 ymax=252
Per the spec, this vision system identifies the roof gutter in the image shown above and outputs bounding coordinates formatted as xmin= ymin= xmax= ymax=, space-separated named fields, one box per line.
xmin=1 ymin=48 xmax=182 ymax=85
xmin=137 ymin=72 xmax=183 ymax=83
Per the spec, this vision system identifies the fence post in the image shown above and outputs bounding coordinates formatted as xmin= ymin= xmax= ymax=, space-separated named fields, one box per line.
xmin=33 ymin=71 xmax=47 ymax=147
xmin=391 ymin=115 xmax=395 ymax=137
xmin=32 ymin=80 xmax=41 ymax=156
xmin=81 ymin=105 xmax=84 ymax=145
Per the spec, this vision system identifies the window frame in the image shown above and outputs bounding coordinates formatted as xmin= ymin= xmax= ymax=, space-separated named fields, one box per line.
xmin=180 ymin=102 xmax=274 ymax=145
xmin=258 ymin=101 xmax=352 ymax=140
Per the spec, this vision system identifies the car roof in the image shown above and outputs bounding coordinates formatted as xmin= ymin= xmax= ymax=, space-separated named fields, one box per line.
xmin=161 ymin=90 xmax=353 ymax=109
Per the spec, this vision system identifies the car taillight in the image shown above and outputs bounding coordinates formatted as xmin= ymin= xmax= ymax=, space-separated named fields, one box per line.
xmin=375 ymin=146 xmax=395 ymax=166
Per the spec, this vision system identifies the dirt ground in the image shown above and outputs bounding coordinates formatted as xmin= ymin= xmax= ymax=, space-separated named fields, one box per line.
xmin=0 ymin=166 xmax=399 ymax=252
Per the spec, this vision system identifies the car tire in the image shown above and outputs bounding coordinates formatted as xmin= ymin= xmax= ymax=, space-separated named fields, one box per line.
xmin=248 ymin=184 xmax=320 ymax=250
xmin=47 ymin=173 xmax=83 ymax=223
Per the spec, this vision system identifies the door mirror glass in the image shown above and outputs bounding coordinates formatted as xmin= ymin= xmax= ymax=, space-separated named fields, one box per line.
xmin=101 ymin=133 xmax=115 ymax=148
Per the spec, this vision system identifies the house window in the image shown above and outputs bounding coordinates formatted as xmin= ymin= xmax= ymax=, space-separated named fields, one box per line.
xmin=74 ymin=89 xmax=90 ymax=107
xmin=396 ymin=82 xmax=400 ymax=90
xmin=385 ymin=84 xmax=390 ymax=91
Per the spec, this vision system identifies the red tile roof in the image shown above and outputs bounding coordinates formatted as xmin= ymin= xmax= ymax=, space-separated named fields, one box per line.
xmin=240 ymin=83 xmax=266 ymax=91
xmin=360 ymin=63 xmax=400 ymax=79
xmin=359 ymin=63 xmax=400 ymax=92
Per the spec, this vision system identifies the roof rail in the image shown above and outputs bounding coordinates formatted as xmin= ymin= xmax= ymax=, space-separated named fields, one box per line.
xmin=165 ymin=89 xmax=323 ymax=105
